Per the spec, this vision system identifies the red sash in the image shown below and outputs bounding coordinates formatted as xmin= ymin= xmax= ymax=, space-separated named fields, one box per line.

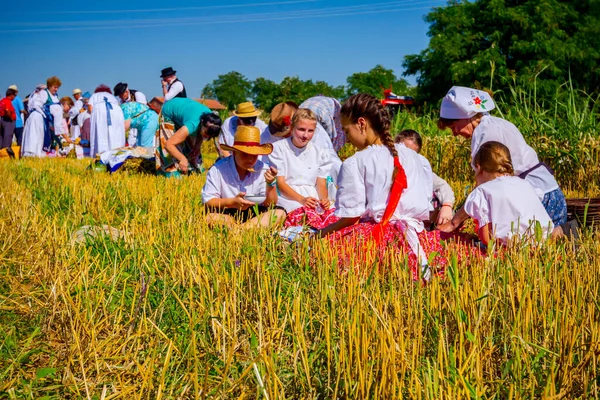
xmin=370 ymin=156 xmax=408 ymax=245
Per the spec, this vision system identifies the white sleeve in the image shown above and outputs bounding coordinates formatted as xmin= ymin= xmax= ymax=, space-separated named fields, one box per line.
xmin=164 ymin=81 xmax=184 ymax=101
xmin=432 ymin=173 xmax=455 ymax=206
xmin=218 ymin=118 xmax=233 ymax=146
xmin=134 ymin=92 xmax=147 ymax=105
xmin=201 ymin=166 xmax=222 ymax=204
xmin=334 ymin=157 xmax=366 ymax=218
xmin=268 ymin=143 xmax=287 ymax=177
xmin=316 ymin=147 xmax=332 ymax=179
xmin=463 ymin=188 xmax=490 ymax=226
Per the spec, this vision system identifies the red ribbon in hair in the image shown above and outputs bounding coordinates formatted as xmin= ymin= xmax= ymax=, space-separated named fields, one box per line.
xmin=370 ymin=156 xmax=408 ymax=245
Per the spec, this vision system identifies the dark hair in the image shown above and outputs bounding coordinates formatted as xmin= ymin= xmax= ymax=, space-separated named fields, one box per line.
xmin=94 ymin=84 xmax=112 ymax=94
xmin=341 ymin=93 xmax=397 ymax=159
xmin=6 ymin=88 xmax=17 ymax=97
xmin=201 ymin=113 xmax=222 ymax=138
xmin=394 ymin=129 xmax=422 ymax=152
xmin=473 ymin=141 xmax=514 ymax=175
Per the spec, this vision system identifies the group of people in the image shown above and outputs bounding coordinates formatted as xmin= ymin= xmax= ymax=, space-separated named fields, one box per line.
xmin=1 ymin=69 xmax=568 ymax=279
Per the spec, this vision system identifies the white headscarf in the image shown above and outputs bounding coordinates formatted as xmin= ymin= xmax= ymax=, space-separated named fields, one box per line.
xmin=440 ymin=86 xmax=495 ymax=119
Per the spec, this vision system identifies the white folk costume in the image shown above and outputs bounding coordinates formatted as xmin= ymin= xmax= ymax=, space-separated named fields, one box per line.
xmin=441 ymin=86 xmax=567 ymax=227
xmin=21 ymin=88 xmax=66 ymax=157
xmin=268 ymin=137 xmax=332 ymax=213
xmin=89 ymin=92 xmax=125 ymax=158
xmin=464 ymin=176 xmax=554 ymax=246
xmin=202 ymin=157 xmax=269 ymax=203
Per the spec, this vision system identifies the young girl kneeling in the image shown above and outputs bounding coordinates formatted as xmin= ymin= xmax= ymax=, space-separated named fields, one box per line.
xmin=317 ymin=94 xmax=444 ymax=280
xmin=448 ymin=141 xmax=557 ymax=247
xmin=202 ymin=126 xmax=286 ymax=229
xmin=268 ymin=108 xmax=336 ymax=229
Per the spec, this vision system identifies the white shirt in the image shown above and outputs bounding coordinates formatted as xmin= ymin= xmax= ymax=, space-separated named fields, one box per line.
xmin=202 ymin=157 xmax=268 ymax=203
xmin=464 ymin=175 xmax=554 ymax=245
xmin=335 ymin=144 xmax=433 ymax=223
xmin=68 ymin=99 xmax=84 ymax=119
xmin=268 ymin=137 xmax=332 ymax=212
xmin=219 ymin=116 xmax=268 ymax=146
xmin=164 ymin=81 xmax=184 ymax=101
xmin=28 ymin=89 xmax=65 ymax=136
xmin=471 ymin=115 xmax=558 ymax=194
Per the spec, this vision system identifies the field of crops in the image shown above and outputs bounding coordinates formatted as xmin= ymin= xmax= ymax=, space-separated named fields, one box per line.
xmin=1 ymin=104 xmax=600 ymax=398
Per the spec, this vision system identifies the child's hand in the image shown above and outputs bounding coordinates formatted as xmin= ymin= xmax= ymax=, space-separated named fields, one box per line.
xmin=302 ymin=197 xmax=319 ymax=209
xmin=437 ymin=220 xmax=458 ymax=233
xmin=437 ymin=205 xmax=453 ymax=225
xmin=264 ymin=166 xmax=277 ymax=185
xmin=233 ymin=193 xmax=255 ymax=210
xmin=319 ymin=198 xmax=331 ymax=210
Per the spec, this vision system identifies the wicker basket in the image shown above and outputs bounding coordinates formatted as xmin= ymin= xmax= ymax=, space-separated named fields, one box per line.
xmin=566 ymin=198 xmax=600 ymax=227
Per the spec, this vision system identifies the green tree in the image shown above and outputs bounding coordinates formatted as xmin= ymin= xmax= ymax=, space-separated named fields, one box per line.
xmin=346 ymin=65 xmax=411 ymax=98
xmin=402 ymin=0 xmax=600 ymax=103
xmin=251 ymin=77 xmax=281 ymax=112
xmin=201 ymin=71 xmax=252 ymax=110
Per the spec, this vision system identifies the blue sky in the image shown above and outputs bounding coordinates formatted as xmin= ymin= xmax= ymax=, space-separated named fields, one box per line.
xmin=1 ymin=0 xmax=445 ymax=100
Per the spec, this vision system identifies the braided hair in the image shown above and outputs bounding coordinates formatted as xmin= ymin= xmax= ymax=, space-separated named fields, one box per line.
xmin=341 ymin=93 xmax=398 ymax=160
xmin=473 ymin=141 xmax=514 ymax=175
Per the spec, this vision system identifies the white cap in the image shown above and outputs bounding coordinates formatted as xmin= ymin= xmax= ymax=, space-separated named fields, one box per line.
xmin=73 ymin=88 xmax=82 ymax=95
xmin=440 ymin=86 xmax=495 ymax=119
xmin=8 ymin=85 xmax=18 ymax=91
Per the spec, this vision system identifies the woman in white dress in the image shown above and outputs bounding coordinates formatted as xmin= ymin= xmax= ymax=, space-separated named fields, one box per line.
xmin=21 ymin=77 xmax=67 ymax=157
xmin=89 ymin=85 xmax=125 ymax=158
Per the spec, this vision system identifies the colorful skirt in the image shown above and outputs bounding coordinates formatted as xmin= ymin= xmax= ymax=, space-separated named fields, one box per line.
xmin=325 ymin=221 xmax=447 ymax=280
xmin=542 ymin=188 xmax=567 ymax=227
xmin=285 ymin=206 xmax=339 ymax=229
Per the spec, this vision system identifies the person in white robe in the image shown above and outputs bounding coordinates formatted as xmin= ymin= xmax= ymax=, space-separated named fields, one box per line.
xmin=89 ymin=85 xmax=125 ymax=158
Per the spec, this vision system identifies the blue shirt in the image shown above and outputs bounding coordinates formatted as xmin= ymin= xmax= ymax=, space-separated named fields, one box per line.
xmin=161 ymin=98 xmax=211 ymax=136
xmin=121 ymin=102 xmax=154 ymax=130
xmin=12 ymin=96 xmax=25 ymax=128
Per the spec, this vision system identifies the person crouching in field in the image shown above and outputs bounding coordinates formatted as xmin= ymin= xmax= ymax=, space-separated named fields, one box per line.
xmin=268 ymin=108 xmax=336 ymax=229
xmin=89 ymin=85 xmax=125 ymax=158
xmin=316 ymin=94 xmax=445 ymax=280
xmin=439 ymin=141 xmax=559 ymax=247
xmin=395 ymin=129 xmax=455 ymax=226
xmin=202 ymin=126 xmax=286 ymax=229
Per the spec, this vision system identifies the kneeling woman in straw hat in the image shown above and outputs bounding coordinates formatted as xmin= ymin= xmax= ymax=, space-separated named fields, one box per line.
xmin=202 ymin=125 xmax=286 ymax=229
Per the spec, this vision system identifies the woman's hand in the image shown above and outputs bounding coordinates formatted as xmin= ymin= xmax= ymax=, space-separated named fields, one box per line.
xmin=264 ymin=166 xmax=277 ymax=185
xmin=233 ymin=193 xmax=255 ymax=210
xmin=437 ymin=205 xmax=453 ymax=225
xmin=177 ymin=158 xmax=189 ymax=174
xmin=302 ymin=197 xmax=319 ymax=209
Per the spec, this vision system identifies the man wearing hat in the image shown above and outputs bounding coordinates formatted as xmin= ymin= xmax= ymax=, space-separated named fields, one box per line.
xmin=9 ymin=85 xmax=26 ymax=146
xmin=218 ymin=101 xmax=267 ymax=158
xmin=202 ymin=125 xmax=286 ymax=229
xmin=161 ymin=67 xmax=187 ymax=101
xmin=113 ymin=82 xmax=147 ymax=105
xmin=68 ymin=89 xmax=85 ymax=140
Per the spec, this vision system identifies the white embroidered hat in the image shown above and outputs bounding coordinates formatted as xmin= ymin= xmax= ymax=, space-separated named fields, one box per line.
xmin=440 ymin=86 xmax=495 ymax=119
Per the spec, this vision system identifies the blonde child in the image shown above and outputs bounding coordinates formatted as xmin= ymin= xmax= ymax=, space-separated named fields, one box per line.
xmin=317 ymin=94 xmax=443 ymax=280
xmin=202 ymin=126 xmax=286 ymax=229
xmin=395 ymin=129 xmax=455 ymax=225
xmin=440 ymin=141 xmax=557 ymax=247
xmin=268 ymin=108 xmax=335 ymax=228
xmin=59 ymin=97 xmax=74 ymax=144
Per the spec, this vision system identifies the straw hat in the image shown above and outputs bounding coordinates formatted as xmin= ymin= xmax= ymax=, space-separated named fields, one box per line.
xmin=221 ymin=126 xmax=273 ymax=155
xmin=233 ymin=102 xmax=261 ymax=118
xmin=8 ymin=85 xmax=18 ymax=91
xmin=269 ymin=101 xmax=298 ymax=137
xmin=73 ymin=88 xmax=82 ymax=95
xmin=440 ymin=86 xmax=495 ymax=119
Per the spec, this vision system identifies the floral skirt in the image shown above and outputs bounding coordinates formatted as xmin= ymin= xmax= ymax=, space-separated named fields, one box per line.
xmin=542 ymin=188 xmax=567 ymax=227
xmin=325 ymin=221 xmax=447 ymax=280
xmin=285 ymin=207 xmax=339 ymax=229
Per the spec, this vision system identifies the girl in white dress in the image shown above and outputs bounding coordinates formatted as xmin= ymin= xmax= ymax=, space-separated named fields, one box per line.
xmin=21 ymin=77 xmax=67 ymax=157
xmin=456 ymin=141 xmax=556 ymax=247
xmin=268 ymin=109 xmax=335 ymax=228
xmin=317 ymin=94 xmax=444 ymax=280
xmin=89 ymin=85 xmax=125 ymax=158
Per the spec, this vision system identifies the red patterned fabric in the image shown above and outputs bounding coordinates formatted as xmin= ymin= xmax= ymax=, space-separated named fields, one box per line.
xmin=285 ymin=206 xmax=339 ymax=229
xmin=326 ymin=221 xmax=447 ymax=280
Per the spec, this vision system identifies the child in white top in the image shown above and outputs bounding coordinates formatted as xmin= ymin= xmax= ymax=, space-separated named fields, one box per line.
xmin=202 ymin=125 xmax=286 ymax=229
xmin=395 ymin=129 xmax=455 ymax=225
xmin=317 ymin=94 xmax=442 ymax=280
xmin=268 ymin=108 xmax=332 ymax=215
xmin=459 ymin=141 xmax=556 ymax=246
